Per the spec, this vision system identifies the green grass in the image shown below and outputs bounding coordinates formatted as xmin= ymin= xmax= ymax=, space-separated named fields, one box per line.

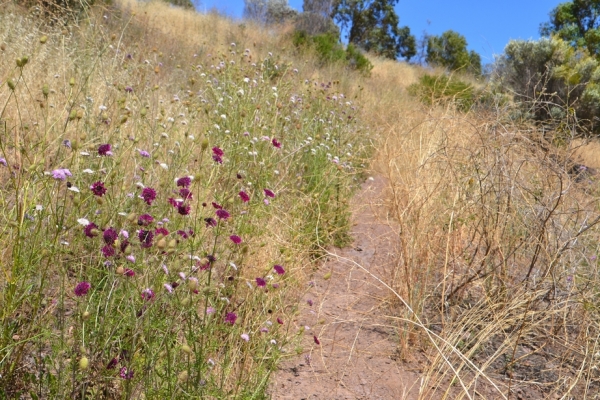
xmin=0 ymin=3 xmax=369 ymax=398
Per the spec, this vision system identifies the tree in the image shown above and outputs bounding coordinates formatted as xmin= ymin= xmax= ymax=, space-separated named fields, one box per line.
xmin=332 ymin=0 xmax=416 ymax=60
xmin=426 ymin=30 xmax=481 ymax=75
xmin=244 ymin=0 xmax=297 ymax=24
xmin=540 ymin=0 xmax=600 ymax=57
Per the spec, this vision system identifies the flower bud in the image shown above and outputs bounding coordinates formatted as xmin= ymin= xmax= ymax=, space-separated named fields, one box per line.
xmin=79 ymin=357 xmax=89 ymax=370
xmin=40 ymin=35 xmax=48 ymax=44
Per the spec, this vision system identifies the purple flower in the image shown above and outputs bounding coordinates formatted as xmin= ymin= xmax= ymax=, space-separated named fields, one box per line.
xmin=212 ymin=147 xmax=224 ymax=163
xmin=272 ymin=138 xmax=281 ymax=148
xmin=224 ymin=312 xmax=237 ymax=325
xmin=84 ymin=222 xmax=99 ymax=238
xmin=277 ymin=317 xmax=283 ymax=324
xmin=124 ymin=86 xmax=133 ymax=93
xmin=138 ymin=230 xmax=154 ymax=248
xmin=63 ymin=139 xmax=72 ymax=148
xmin=229 ymin=235 xmax=242 ymax=244
xmin=177 ymin=203 xmax=191 ymax=216
xmin=120 ymin=239 xmax=130 ymax=253
xmin=51 ymin=168 xmax=72 ymax=181
xmin=206 ymin=307 xmax=216 ymax=315
xmin=307 ymin=299 xmax=313 ymax=307
xmin=155 ymin=227 xmax=169 ymax=236
xmin=90 ymin=181 xmax=107 ymax=197
xmin=216 ymin=209 xmax=230 ymax=220
xmin=255 ymin=277 xmax=266 ymax=287
xmin=141 ymin=187 xmax=156 ymax=205
xmin=124 ymin=268 xmax=135 ymax=277
xmin=103 ymin=228 xmax=118 ymax=244
xmin=264 ymin=189 xmax=275 ymax=198
xmin=274 ymin=265 xmax=285 ymax=275
xmin=164 ymin=283 xmax=173 ymax=293
xmin=138 ymin=214 xmax=154 ymax=226
xmin=141 ymin=288 xmax=155 ymax=301
xmin=212 ymin=202 xmax=222 ymax=209
xmin=106 ymin=357 xmax=119 ymax=369
xmin=98 ymin=144 xmax=112 ymax=156
xmin=204 ymin=218 xmax=217 ymax=228
xmin=102 ymin=245 xmax=115 ymax=258
xmin=0 ymin=158 xmax=6 ymax=167
xmin=239 ymin=191 xmax=250 ymax=203
xmin=74 ymin=281 xmax=91 ymax=297
xmin=179 ymin=188 xmax=193 ymax=200
xmin=177 ymin=176 xmax=191 ymax=188
xmin=119 ymin=366 xmax=134 ymax=379
xmin=240 ymin=333 xmax=250 ymax=342
xmin=138 ymin=149 xmax=150 ymax=158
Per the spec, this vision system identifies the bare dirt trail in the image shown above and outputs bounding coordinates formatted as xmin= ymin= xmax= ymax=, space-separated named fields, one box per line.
xmin=269 ymin=176 xmax=421 ymax=400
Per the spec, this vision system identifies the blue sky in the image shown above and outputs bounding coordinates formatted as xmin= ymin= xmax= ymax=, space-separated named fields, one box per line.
xmin=195 ymin=0 xmax=564 ymax=63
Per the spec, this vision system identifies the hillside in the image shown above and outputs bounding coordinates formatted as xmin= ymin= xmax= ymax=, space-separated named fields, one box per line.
xmin=2 ymin=1 xmax=600 ymax=399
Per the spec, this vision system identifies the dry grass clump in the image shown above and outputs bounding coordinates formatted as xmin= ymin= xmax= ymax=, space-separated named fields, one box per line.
xmin=370 ymin=60 xmax=600 ymax=396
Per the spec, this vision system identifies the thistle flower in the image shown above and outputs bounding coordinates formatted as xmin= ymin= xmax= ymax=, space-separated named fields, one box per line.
xmin=224 ymin=312 xmax=237 ymax=324
xmin=141 ymin=187 xmax=156 ymax=205
xmin=90 ymin=181 xmax=107 ymax=197
xmin=103 ymin=228 xmax=118 ymax=245
xmin=274 ymin=265 xmax=285 ymax=275
xmin=264 ymin=189 xmax=275 ymax=198
xmin=176 ymin=176 xmax=191 ymax=188
xmin=255 ymin=277 xmax=266 ymax=287
xmin=98 ymin=143 xmax=112 ymax=156
xmin=102 ymin=245 xmax=115 ymax=258
xmin=84 ymin=222 xmax=99 ymax=238
xmin=216 ymin=209 xmax=230 ymax=220
xmin=239 ymin=191 xmax=250 ymax=202
xmin=141 ymin=288 xmax=155 ymax=301
xmin=229 ymin=235 xmax=242 ymax=244
xmin=74 ymin=281 xmax=91 ymax=297
xmin=138 ymin=214 xmax=154 ymax=226
xmin=51 ymin=168 xmax=72 ymax=181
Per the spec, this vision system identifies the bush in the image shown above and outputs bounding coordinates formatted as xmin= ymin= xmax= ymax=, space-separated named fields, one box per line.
xmin=494 ymin=37 xmax=600 ymax=131
xmin=408 ymin=74 xmax=476 ymax=111
xmin=292 ymin=31 xmax=373 ymax=75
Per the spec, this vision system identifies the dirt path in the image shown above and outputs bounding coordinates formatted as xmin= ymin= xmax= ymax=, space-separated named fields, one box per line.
xmin=269 ymin=176 xmax=421 ymax=399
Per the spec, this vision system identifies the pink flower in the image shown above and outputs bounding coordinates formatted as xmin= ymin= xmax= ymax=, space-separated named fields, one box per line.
xmin=274 ymin=265 xmax=285 ymax=275
xmin=255 ymin=277 xmax=266 ymax=287
xmin=264 ymin=189 xmax=275 ymax=198
xmin=229 ymin=235 xmax=242 ymax=244
xmin=239 ymin=191 xmax=250 ymax=202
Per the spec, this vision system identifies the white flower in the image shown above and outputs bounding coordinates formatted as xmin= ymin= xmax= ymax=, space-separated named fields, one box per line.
xmin=82 ymin=169 xmax=94 ymax=174
xmin=77 ymin=218 xmax=90 ymax=226
xmin=68 ymin=186 xmax=80 ymax=193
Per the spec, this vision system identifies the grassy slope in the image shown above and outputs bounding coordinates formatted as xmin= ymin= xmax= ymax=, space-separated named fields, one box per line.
xmin=3 ymin=1 xmax=600 ymax=398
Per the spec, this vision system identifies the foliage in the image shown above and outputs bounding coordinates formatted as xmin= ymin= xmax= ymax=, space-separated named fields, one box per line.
xmin=243 ymin=0 xmax=298 ymax=24
xmin=293 ymin=31 xmax=373 ymax=74
xmin=408 ymin=73 xmax=476 ymax=111
xmin=540 ymin=0 xmax=600 ymax=57
xmin=494 ymin=36 xmax=600 ymax=129
xmin=426 ymin=30 xmax=482 ymax=76
xmin=332 ymin=0 xmax=416 ymax=60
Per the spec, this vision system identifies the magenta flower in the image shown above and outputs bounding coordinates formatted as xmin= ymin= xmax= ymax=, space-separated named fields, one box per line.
xmin=98 ymin=143 xmax=112 ymax=156
xmin=264 ymin=189 xmax=275 ymax=198
xmin=239 ymin=191 xmax=250 ymax=203
xmin=141 ymin=288 xmax=155 ymax=301
xmin=177 ymin=203 xmax=191 ymax=216
xmin=106 ymin=357 xmax=119 ymax=369
xmin=179 ymin=188 xmax=193 ymax=200
xmin=216 ymin=209 xmax=230 ymax=220
xmin=102 ymin=245 xmax=115 ymax=258
xmin=139 ymin=230 xmax=154 ymax=248
xmin=90 ymin=181 xmax=107 ymax=197
xmin=124 ymin=268 xmax=135 ymax=277
xmin=204 ymin=217 xmax=217 ymax=228
xmin=84 ymin=222 xmax=99 ymax=238
xmin=272 ymin=138 xmax=281 ymax=148
xmin=74 ymin=281 xmax=91 ymax=297
xmin=138 ymin=214 xmax=154 ymax=226
xmin=212 ymin=202 xmax=222 ymax=209
xmin=313 ymin=335 xmax=320 ymax=345
xmin=155 ymin=227 xmax=169 ymax=236
xmin=51 ymin=168 xmax=72 ymax=181
xmin=103 ymin=228 xmax=118 ymax=244
xmin=255 ymin=277 xmax=266 ymax=287
xmin=176 ymin=176 xmax=191 ymax=188
xmin=224 ymin=312 xmax=237 ymax=325
xmin=212 ymin=147 xmax=224 ymax=163
xmin=229 ymin=235 xmax=242 ymax=244
xmin=277 ymin=317 xmax=283 ymax=324
xmin=274 ymin=265 xmax=285 ymax=275
xmin=119 ymin=367 xmax=134 ymax=379
xmin=141 ymin=187 xmax=156 ymax=205
xmin=307 ymin=299 xmax=313 ymax=306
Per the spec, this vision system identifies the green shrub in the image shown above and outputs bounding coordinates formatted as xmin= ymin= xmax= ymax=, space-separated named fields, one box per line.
xmin=408 ymin=74 xmax=475 ymax=111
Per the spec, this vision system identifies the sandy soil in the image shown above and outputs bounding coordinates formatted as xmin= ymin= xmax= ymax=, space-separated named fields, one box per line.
xmin=269 ymin=176 xmax=422 ymax=400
